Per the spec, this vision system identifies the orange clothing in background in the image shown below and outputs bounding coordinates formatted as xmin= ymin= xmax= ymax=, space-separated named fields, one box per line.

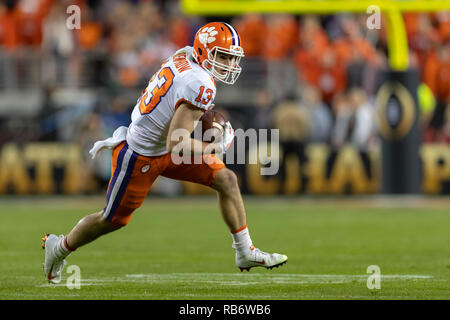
xmin=16 ymin=10 xmax=43 ymax=46
xmin=0 ymin=7 xmax=20 ymax=50
xmin=403 ymin=13 xmax=419 ymax=39
xmin=0 ymin=0 xmax=55 ymax=49
xmin=424 ymin=50 xmax=450 ymax=102
xmin=293 ymin=48 xmax=320 ymax=85
xmin=78 ymin=22 xmax=103 ymax=50
xmin=170 ymin=18 xmax=192 ymax=49
xmin=119 ymin=67 xmax=140 ymax=87
xmin=333 ymin=37 xmax=377 ymax=66
xmin=294 ymin=47 xmax=346 ymax=104
xmin=262 ymin=15 xmax=298 ymax=60
xmin=293 ymin=22 xmax=329 ymax=88
xmin=17 ymin=0 xmax=56 ymax=46
xmin=235 ymin=14 xmax=267 ymax=57
xmin=317 ymin=61 xmax=347 ymax=104
xmin=301 ymin=28 xmax=328 ymax=56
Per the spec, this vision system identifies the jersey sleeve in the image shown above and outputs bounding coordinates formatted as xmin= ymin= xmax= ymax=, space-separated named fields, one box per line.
xmin=175 ymin=76 xmax=216 ymax=111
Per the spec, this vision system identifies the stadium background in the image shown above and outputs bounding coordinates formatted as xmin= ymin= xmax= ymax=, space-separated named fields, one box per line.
xmin=0 ymin=0 xmax=450 ymax=302
xmin=0 ymin=0 xmax=449 ymax=196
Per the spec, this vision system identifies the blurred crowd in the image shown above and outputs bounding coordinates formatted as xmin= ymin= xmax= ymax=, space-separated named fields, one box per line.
xmin=0 ymin=0 xmax=449 ymax=153
xmin=235 ymin=11 xmax=450 ymax=149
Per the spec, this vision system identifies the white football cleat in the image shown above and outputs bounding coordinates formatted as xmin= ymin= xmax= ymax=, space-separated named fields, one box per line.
xmin=42 ymin=234 xmax=67 ymax=284
xmin=236 ymin=246 xmax=288 ymax=272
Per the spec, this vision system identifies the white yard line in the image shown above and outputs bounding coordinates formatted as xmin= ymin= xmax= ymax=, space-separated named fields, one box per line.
xmin=35 ymin=273 xmax=434 ymax=289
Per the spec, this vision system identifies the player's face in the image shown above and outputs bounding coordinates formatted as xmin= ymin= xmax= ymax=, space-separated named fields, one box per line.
xmin=215 ymin=52 xmax=236 ymax=75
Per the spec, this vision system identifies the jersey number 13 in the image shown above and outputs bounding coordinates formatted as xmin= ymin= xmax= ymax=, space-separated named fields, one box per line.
xmin=138 ymin=67 xmax=175 ymax=115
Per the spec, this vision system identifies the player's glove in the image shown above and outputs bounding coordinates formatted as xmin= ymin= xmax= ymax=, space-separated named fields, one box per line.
xmin=221 ymin=121 xmax=234 ymax=153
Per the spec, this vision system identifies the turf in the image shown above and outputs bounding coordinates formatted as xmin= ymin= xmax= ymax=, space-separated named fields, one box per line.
xmin=0 ymin=195 xmax=449 ymax=300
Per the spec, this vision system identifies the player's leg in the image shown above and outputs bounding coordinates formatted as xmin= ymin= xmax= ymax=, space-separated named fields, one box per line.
xmin=211 ymin=167 xmax=288 ymax=271
xmin=64 ymin=210 xmax=121 ymax=249
xmin=41 ymin=211 xmax=118 ymax=284
xmin=42 ymin=142 xmax=159 ymax=283
xmin=64 ymin=141 xmax=145 ymax=249
xmin=211 ymin=168 xmax=246 ymax=232
xmin=161 ymin=154 xmax=288 ymax=271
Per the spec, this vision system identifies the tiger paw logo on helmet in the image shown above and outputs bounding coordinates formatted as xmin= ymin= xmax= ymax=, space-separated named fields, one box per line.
xmin=193 ymin=22 xmax=245 ymax=85
xmin=198 ymin=27 xmax=218 ymax=47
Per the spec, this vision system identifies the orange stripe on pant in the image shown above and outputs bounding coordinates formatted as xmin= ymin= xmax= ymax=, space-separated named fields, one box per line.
xmin=104 ymin=142 xmax=225 ymax=226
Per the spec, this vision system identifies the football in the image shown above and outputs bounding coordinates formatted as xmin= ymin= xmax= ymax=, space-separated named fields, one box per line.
xmin=198 ymin=110 xmax=226 ymax=142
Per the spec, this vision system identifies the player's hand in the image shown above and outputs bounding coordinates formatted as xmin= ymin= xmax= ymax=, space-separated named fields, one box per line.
xmin=221 ymin=121 xmax=234 ymax=153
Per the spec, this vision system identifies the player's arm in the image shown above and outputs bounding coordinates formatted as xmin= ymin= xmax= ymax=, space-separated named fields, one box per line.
xmin=166 ymin=102 xmax=221 ymax=155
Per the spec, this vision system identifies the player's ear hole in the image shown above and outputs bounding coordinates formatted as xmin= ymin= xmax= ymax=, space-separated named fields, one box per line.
xmin=198 ymin=48 xmax=203 ymax=55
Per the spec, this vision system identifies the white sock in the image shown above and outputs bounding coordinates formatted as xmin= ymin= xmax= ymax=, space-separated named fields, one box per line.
xmin=54 ymin=236 xmax=74 ymax=259
xmin=231 ymin=225 xmax=254 ymax=255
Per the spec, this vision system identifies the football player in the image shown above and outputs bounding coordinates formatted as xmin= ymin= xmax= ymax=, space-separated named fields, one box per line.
xmin=42 ymin=22 xmax=288 ymax=283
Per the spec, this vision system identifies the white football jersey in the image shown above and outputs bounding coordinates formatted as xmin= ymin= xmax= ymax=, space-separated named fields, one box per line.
xmin=126 ymin=46 xmax=217 ymax=156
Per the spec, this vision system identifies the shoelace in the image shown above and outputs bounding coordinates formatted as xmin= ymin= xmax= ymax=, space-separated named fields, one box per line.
xmin=252 ymin=248 xmax=270 ymax=259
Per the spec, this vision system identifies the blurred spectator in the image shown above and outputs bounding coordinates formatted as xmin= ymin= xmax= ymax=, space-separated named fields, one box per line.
xmin=169 ymin=16 xmax=193 ymax=49
xmin=252 ymin=89 xmax=275 ymax=129
xmin=1 ymin=0 xmax=449 ymax=153
xmin=424 ymin=99 xmax=450 ymax=143
xmin=332 ymin=15 xmax=377 ymax=66
xmin=41 ymin=0 xmax=75 ymax=86
xmin=406 ymin=13 xmax=441 ymax=72
xmin=139 ymin=29 xmax=177 ymax=79
xmin=424 ymin=102 xmax=450 ymax=143
xmin=356 ymin=49 xmax=388 ymax=99
xmin=0 ymin=1 xmax=21 ymax=51
xmin=295 ymin=46 xmax=347 ymax=105
xmin=331 ymin=93 xmax=351 ymax=149
xmin=74 ymin=111 xmax=111 ymax=193
xmin=106 ymin=1 xmax=178 ymax=87
xmin=76 ymin=5 xmax=103 ymax=51
xmin=331 ymin=88 xmax=375 ymax=151
xmin=271 ymin=98 xmax=310 ymax=185
xmin=272 ymin=99 xmax=310 ymax=144
xmin=294 ymin=48 xmax=347 ymax=105
xmin=298 ymin=15 xmax=328 ymax=57
xmin=293 ymin=15 xmax=348 ymax=105
xmin=16 ymin=0 xmax=52 ymax=47
xmin=38 ymin=85 xmax=59 ymax=141
xmin=262 ymin=14 xmax=298 ymax=61
xmin=107 ymin=2 xmax=143 ymax=87
xmin=292 ymin=15 xmax=329 ymax=90
xmin=100 ymin=93 xmax=132 ymax=136
xmin=435 ymin=11 xmax=450 ymax=42
xmin=41 ymin=1 xmax=74 ymax=56
xmin=347 ymin=88 xmax=376 ymax=149
xmin=299 ymin=85 xmax=332 ymax=143
xmin=113 ymin=33 xmax=140 ymax=87
xmin=424 ymin=41 xmax=450 ymax=104
xmin=262 ymin=14 xmax=299 ymax=100
xmin=235 ymin=13 xmax=267 ymax=57
xmin=317 ymin=48 xmax=347 ymax=104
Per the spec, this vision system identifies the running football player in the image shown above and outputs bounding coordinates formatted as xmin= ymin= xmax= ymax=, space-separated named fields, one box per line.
xmin=42 ymin=22 xmax=288 ymax=283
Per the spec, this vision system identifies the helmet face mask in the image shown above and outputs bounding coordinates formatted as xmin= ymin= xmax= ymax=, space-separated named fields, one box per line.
xmin=203 ymin=46 xmax=244 ymax=85
xmin=193 ymin=22 xmax=245 ymax=85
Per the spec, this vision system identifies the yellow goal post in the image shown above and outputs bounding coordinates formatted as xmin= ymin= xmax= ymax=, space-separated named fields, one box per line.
xmin=181 ymin=0 xmax=450 ymax=71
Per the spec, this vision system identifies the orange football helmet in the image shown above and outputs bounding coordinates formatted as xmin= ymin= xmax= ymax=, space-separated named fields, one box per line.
xmin=193 ymin=22 xmax=245 ymax=84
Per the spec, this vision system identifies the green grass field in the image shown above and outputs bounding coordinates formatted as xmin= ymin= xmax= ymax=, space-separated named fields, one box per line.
xmin=0 ymin=195 xmax=449 ymax=300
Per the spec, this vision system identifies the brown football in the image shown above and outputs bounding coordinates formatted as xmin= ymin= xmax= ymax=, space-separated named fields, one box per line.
xmin=199 ymin=110 xmax=226 ymax=142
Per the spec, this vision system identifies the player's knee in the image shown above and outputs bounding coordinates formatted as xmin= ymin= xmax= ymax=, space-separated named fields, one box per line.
xmin=213 ymin=168 xmax=239 ymax=194
xmin=98 ymin=210 xmax=129 ymax=230
xmin=109 ymin=215 xmax=132 ymax=228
